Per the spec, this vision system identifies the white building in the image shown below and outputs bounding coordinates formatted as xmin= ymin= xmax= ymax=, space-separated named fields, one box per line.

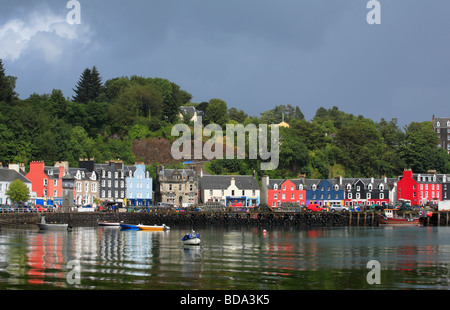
xmin=199 ymin=175 xmax=260 ymax=207
xmin=0 ymin=166 xmax=33 ymax=205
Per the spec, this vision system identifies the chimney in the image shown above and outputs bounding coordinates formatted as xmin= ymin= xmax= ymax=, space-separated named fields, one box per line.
xmin=336 ymin=175 xmax=342 ymax=185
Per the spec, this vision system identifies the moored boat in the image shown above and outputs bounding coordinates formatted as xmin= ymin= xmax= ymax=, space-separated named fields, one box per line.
xmin=98 ymin=221 xmax=120 ymax=227
xmin=137 ymin=224 xmax=170 ymax=231
xmin=377 ymin=209 xmax=421 ymax=226
xmin=182 ymin=230 xmax=201 ymax=245
xmin=119 ymin=223 xmax=139 ymax=230
xmin=37 ymin=216 xmax=71 ymax=231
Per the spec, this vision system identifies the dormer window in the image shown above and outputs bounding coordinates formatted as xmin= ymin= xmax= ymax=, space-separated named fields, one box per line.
xmin=379 ymin=184 xmax=384 ymax=191
xmin=368 ymin=184 xmax=373 ymax=191
xmin=312 ymin=184 xmax=317 ymax=191
xmin=334 ymin=184 xmax=339 ymax=191
xmin=48 ymin=169 xmax=53 ymax=175
xmin=299 ymin=184 xmax=303 ymax=190
xmin=274 ymin=184 xmax=278 ymax=190
xmin=346 ymin=184 xmax=351 ymax=191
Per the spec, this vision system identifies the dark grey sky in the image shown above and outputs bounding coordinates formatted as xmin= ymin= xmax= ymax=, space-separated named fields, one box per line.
xmin=1 ymin=0 xmax=449 ymax=126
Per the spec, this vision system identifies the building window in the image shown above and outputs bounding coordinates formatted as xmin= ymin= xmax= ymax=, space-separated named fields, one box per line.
xmin=44 ymin=179 xmax=48 ymax=186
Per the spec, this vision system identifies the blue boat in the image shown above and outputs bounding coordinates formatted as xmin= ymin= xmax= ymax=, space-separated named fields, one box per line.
xmin=182 ymin=230 xmax=201 ymax=245
xmin=120 ymin=223 xmax=138 ymax=230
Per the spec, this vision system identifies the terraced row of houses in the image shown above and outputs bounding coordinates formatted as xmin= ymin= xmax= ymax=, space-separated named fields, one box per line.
xmin=0 ymin=159 xmax=152 ymax=208
xmin=0 ymin=158 xmax=449 ymax=208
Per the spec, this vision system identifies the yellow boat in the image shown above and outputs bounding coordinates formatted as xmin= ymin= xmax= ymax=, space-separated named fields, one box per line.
xmin=137 ymin=224 xmax=170 ymax=231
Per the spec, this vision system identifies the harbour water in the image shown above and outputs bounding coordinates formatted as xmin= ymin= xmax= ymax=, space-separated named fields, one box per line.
xmin=1 ymin=224 xmax=450 ymax=290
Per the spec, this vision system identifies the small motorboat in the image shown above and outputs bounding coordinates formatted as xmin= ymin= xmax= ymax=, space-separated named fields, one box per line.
xmin=137 ymin=224 xmax=170 ymax=231
xmin=119 ymin=223 xmax=139 ymax=230
xmin=98 ymin=220 xmax=120 ymax=227
xmin=37 ymin=216 xmax=70 ymax=231
xmin=182 ymin=230 xmax=201 ymax=245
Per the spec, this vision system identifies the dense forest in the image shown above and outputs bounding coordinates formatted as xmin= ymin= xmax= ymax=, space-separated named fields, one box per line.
xmin=0 ymin=59 xmax=449 ymax=180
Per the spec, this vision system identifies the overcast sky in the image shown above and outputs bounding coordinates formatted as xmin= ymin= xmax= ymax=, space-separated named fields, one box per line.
xmin=0 ymin=0 xmax=449 ymax=126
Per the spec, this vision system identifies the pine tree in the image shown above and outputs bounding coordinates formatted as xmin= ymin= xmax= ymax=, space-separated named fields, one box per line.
xmin=72 ymin=66 xmax=103 ymax=103
xmin=0 ymin=59 xmax=17 ymax=103
xmin=89 ymin=66 xmax=102 ymax=102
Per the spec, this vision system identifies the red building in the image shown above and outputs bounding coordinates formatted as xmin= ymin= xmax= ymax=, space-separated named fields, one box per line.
xmin=397 ymin=169 xmax=441 ymax=206
xmin=268 ymin=179 xmax=306 ymax=208
xmin=26 ymin=161 xmax=65 ymax=206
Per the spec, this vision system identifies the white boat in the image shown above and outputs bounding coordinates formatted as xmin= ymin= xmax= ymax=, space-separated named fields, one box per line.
xmin=97 ymin=220 xmax=120 ymax=227
xmin=37 ymin=216 xmax=71 ymax=231
xmin=182 ymin=230 xmax=201 ymax=245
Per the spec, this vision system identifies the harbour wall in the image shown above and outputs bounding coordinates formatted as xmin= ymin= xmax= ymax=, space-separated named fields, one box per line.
xmin=0 ymin=211 xmax=380 ymax=227
xmin=1 ymin=211 xmax=446 ymax=227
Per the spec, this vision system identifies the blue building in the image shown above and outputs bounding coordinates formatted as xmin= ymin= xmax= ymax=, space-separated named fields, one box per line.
xmin=125 ymin=163 xmax=152 ymax=207
xmin=305 ymin=178 xmax=345 ymax=206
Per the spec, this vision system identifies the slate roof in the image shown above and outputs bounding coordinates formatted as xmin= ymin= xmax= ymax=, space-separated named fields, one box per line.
xmin=199 ymin=175 xmax=260 ymax=190
xmin=180 ymin=106 xmax=204 ymax=116
xmin=0 ymin=167 xmax=31 ymax=183
xmin=159 ymin=168 xmax=197 ymax=180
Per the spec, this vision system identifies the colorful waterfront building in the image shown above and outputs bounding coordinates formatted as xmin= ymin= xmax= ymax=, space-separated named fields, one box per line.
xmin=397 ymin=169 xmax=442 ymax=206
xmin=199 ymin=175 xmax=260 ymax=207
xmin=342 ymin=177 xmax=390 ymax=207
xmin=125 ymin=163 xmax=152 ymax=207
xmin=305 ymin=178 xmax=344 ymax=207
xmin=25 ymin=161 xmax=64 ymax=206
xmin=267 ymin=178 xmax=306 ymax=208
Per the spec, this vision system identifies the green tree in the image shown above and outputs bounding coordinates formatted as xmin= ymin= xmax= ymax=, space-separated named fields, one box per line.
xmin=399 ymin=121 xmax=446 ymax=173
xmin=228 ymin=107 xmax=248 ymax=123
xmin=334 ymin=118 xmax=385 ymax=177
xmin=6 ymin=180 xmax=30 ymax=204
xmin=0 ymin=59 xmax=18 ymax=103
xmin=73 ymin=66 xmax=103 ymax=103
xmin=205 ymin=98 xmax=229 ymax=126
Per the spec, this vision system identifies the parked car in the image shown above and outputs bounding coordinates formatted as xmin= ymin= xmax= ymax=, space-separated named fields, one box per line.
xmin=330 ymin=205 xmax=349 ymax=212
xmin=307 ymin=204 xmax=327 ymax=212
